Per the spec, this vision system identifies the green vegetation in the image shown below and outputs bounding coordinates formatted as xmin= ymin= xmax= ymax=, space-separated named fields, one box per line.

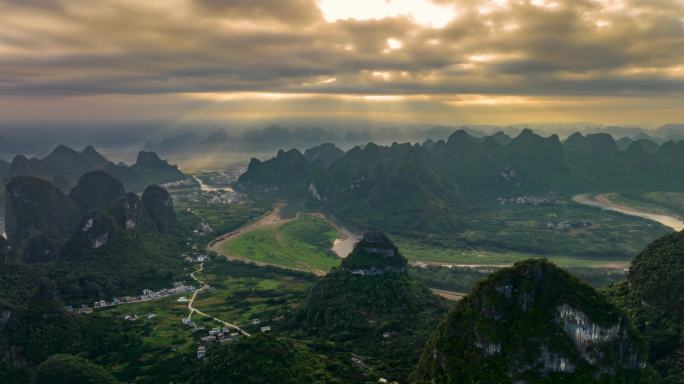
xmin=33 ymin=354 xmax=119 ymax=384
xmin=175 ymin=197 xmax=270 ymax=245
xmin=604 ymin=230 xmax=684 ymax=383
xmin=191 ymin=335 xmax=332 ymax=384
xmin=0 ymin=258 xmax=318 ymax=383
xmin=295 ymin=232 xmax=447 ymax=381
xmin=614 ymin=191 xmax=684 ymax=218
xmin=0 ymin=282 xmax=172 ymax=383
xmin=221 ymin=214 xmax=340 ymax=274
xmin=193 ymin=258 xmax=315 ymax=328
xmin=413 ymin=259 xmax=654 ymax=384
xmin=238 ymin=130 xmax=684 ymax=259
xmin=0 ymin=231 xmax=188 ymax=307
xmin=410 ymin=264 xmax=627 ymax=298
xmin=393 ymin=203 xmax=668 ymax=261
xmin=396 ymin=237 xmax=634 ymax=267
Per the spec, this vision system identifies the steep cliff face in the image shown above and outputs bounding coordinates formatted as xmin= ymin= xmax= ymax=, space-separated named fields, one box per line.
xmin=141 ymin=185 xmax=176 ymax=233
xmin=413 ymin=259 xmax=650 ymax=384
xmin=5 ymin=176 xmax=80 ymax=262
xmin=65 ymin=211 xmax=116 ymax=252
xmin=111 ymin=192 xmax=157 ymax=233
xmin=68 ymin=171 xmax=126 ymax=212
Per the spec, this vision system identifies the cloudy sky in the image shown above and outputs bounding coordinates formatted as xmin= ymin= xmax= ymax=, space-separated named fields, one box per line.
xmin=1 ymin=0 xmax=683 ymax=131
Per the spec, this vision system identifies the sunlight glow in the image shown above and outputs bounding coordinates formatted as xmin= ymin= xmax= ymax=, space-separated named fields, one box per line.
xmin=317 ymin=0 xmax=457 ymax=28
xmin=386 ymin=38 xmax=403 ymax=50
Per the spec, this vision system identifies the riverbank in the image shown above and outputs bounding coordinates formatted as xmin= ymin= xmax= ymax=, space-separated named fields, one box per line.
xmin=573 ymin=193 xmax=684 ymax=231
xmin=208 ymin=203 xmax=361 ymax=275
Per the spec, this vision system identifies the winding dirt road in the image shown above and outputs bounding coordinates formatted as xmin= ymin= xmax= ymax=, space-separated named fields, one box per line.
xmin=186 ymin=261 xmax=251 ymax=337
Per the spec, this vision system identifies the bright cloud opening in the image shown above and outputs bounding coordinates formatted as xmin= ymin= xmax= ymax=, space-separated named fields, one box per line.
xmin=317 ymin=0 xmax=457 ymax=28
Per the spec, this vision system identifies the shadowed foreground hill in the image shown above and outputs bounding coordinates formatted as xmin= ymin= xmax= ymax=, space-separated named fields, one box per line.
xmin=191 ymin=335 xmax=331 ymax=384
xmin=2 ymin=174 xmax=184 ymax=304
xmin=297 ymin=231 xmax=446 ymax=381
xmin=606 ymin=230 xmax=684 ymax=382
xmin=413 ymin=259 xmax=653 ymax=384
xmin=33 ymin=354 xmax=119 ymax=384
xmin=5 ymin=176 xmax=80 ymax=263
xmin=299 ymin=231 xmax=443 ymax=335
xmin=68 ymin=171 xmax=126 ymax=213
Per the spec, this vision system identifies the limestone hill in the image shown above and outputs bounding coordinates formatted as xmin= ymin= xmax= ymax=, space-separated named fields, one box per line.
xmin=413 ymin=259 xmax=652 ymax=383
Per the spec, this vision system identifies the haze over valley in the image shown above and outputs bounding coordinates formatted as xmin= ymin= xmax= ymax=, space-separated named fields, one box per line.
xmin=1 ymin=0 xmax=684 ymax=383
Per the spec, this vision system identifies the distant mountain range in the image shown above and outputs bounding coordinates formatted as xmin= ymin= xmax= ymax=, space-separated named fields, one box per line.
xmin=137 ymin=123 xmax=684 ymax=157
xmin=237 ymin=129 xmax=684 ymax=243
xmin=3 ymin=145 xmax=187 ymax=191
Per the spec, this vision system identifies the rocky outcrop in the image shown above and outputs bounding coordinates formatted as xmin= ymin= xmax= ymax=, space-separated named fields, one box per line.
xmin=111 ymin=192 xmax=156 ymax=232
xmin=5 ymin=176 xmax=80 ymax=262
xmin=298 ymin=231 xmax=442 ymax=334
xmin=68 ymin=171 xmax=126 ymax=212
xmin=304 ymin=143 xmax=345 ymax=167
xmin=74 ymin=211 xmax=115 ymax=250
xmin=131 ymin=151 xmax=185 ymax=185
xmin=61 ymin=211 xmax=117 ymax=258
xmin=237 ymin=149 xmax=315 ymax=195
xmin=0 ymin=307 xmax=11 ymax=331
xmin=413 ymin=259 xmax=649 ymax=383
xmin=141 ymin=185 xmax=176 ymax=233
xmin=540 ymin=346 xmax=576 ymax=373
xmin=340 ymin=231 xmax=407 ymax=275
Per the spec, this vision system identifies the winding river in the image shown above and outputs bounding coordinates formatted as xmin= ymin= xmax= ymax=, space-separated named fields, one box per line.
xmin=573 ymin=193 xmax=684 ymax=231
xmin=193 ymin=176 xmax=234 ymax=192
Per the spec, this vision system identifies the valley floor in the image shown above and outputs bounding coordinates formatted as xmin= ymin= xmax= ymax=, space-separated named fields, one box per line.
xmin=573 ymin=193 xmax=684 ymax=231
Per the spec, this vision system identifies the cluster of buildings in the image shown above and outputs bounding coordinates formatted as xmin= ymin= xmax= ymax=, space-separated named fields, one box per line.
xmin=205 ymin=168 xmax=247 ymax=185
xmin=123 ymin=313 xmax=156 ymax=322
xmin=175 ymin=190 xmax=244 ymax=205
xmin=200 ymin=326 xmax=242 ymax=345
xmin=65 ymin=282 xmax=196 ymax=314
xmin=182 ymin=243 xmax=209 ymax=263
xmin=547 ymin=219 xmax=593 ymax=230
xmin=194 ymin=319 xmax=272 ymax=360
xmin=193 ymin=221 xmax=213 ymax=236
xmin=497 ymin=193 xmax=566 ymax=206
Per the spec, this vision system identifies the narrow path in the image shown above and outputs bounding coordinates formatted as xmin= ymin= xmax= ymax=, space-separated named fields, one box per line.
xmin=430 ymin=288 xmax=466 ymax=301
xmin=186 ymin=261 xmax=251 ymax=337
